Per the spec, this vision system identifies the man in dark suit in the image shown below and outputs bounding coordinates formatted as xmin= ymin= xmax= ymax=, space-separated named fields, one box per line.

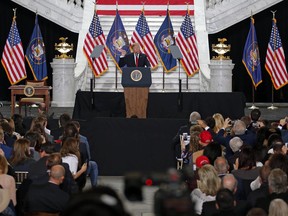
xmin=247 ymin=165 xmax=270 ymax=207
xmin=255 ymin=168 xmax=288 ymax=214
xmin=24 ymin=164 xmax=70 ymax=214
xmin=118 ymin=43 xmax=150 ymax=68
xmin=118 ymin=43 xmax=151 ymax=118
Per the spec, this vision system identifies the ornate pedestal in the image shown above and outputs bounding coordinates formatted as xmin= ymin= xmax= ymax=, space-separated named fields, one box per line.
xmin=209 ymin=60 xmax=234 ymax=92
xmin=50 ymin=58 xmax=76 ymax=107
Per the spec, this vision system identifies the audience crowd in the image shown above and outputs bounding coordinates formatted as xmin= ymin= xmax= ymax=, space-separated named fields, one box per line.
xmin=0 ymin=105 xmax=288 ymax=216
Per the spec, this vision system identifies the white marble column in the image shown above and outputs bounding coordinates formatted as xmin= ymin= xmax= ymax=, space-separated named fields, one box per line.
xmin=209 ymin=60 xmax=234 ymax=92
xmin=194 ymin=0 xmax=211 ymax=92
xmin=51 ymin=58 xmax=77 ymax=107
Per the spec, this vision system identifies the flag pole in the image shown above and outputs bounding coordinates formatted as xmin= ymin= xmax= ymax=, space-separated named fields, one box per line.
xmin=267 ymin=86 xmax=278 ymax=109
xmin=267 ymin=11 xmax=278 ymax=110
xmin=93 ymin=2 xmax=97 ymax=88
xmin=186 ymin=3 xmax=189 ymax=92
xmin=248 ymin=85 xmax=258 ymax=109
xmin=115 ymin=2 xmax=119 ymax=92
xmin=186 ymin=74 xmax=188 ymax=91
xmin=162 ymin=68 xmax=165 ymax=92
xmin=248 ymin=14 xmax=258 ymax=110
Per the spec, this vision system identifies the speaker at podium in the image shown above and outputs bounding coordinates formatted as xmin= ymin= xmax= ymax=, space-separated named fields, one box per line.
xmin=121 ymin=67 xmax=151 ymax=118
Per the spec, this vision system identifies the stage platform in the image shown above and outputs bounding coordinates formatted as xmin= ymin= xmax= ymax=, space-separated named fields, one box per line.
xmin=1 ymin=92 xmax=288 ymax=175
xmin=72 ymin=91 xmax=246 ymax=120
xmin=71 ymin=91 xmax=246 ymax=175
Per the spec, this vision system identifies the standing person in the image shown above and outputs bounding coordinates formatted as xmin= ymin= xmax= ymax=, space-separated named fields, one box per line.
xmin=255 ymin=168 xmax=288 ymax=214
xmin=119 ymin=43 xmax=150 ymax=68
xmin=191 ymin=164 xmax=221 ymax=215
xmin=172 ymin=111 xmax=201 ymax=159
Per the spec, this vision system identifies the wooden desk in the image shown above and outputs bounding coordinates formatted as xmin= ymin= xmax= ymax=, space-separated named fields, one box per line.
xmin=9 ymin=85 xmax=52 ymax=116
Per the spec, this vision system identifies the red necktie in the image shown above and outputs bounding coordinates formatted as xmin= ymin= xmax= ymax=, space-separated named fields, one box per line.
xmin=135 ymin=54 xmax=139 ymax=67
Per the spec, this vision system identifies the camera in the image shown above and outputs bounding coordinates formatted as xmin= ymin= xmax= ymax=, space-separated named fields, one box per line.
xmin=229 ymin=120 xmax=235 ymax=125
xmin=124 ymin=169 xmax=194 ymax=216
xmin=182 ymin=133 xmax=188 ymax=140
xmin=153 ymin=169 xmax=194 ymax=216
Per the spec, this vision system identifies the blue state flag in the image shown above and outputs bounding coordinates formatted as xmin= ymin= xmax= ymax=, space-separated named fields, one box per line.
xmin=106 ymin=10 xmax=130 ymax=72
xmin=25 ymin=14 xmax=47 ymax=81
xmin=242 ymin=17 xmax=262 ymax=88
xmin=154 ymin=9 xmax=177 ymax=72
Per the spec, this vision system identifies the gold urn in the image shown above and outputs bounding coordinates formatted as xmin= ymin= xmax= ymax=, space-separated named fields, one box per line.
xmin=212 ymin=38 xmax=231 ymax=60
xmin=55 ymin=37 xmax=73 ymax=59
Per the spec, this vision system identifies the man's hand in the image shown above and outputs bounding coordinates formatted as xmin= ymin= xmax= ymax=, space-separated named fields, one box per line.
xmin=279 ymin=117 xmax=287 ymax=127
xmin=223 ymin=118 xmax=232 ymax=129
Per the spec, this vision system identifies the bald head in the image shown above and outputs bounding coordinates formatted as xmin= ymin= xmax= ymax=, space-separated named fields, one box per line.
xmin=50 ymin=165 xmax=65 ymax=184
xmin=221 ymin=174 xmax=238 ymax=193
xmin=214 ymin=157 xmax=229 ymax=175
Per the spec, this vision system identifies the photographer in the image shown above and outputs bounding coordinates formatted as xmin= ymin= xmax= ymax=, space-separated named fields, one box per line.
xmin=172 ymin=111 xmax=201 ymax=159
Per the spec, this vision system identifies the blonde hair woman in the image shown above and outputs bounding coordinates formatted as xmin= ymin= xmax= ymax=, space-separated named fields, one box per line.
xmin=191 ymin=164 xmax=221 ymax=215
xmin=269 ymin=199 xmax=288 ymax=216
xmin=213 ymin=113 xmax=225 ymax=133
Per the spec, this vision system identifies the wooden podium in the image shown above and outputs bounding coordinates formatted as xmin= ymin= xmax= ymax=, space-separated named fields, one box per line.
xmin=121 ymin=67 xmax=151 ymax=118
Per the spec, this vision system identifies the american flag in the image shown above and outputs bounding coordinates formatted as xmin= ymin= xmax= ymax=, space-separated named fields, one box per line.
xmin=265 ymin=18 xmax=288 ymax=90
xmin=131 ymin=10 xmax=158 ymax=69
xmin=1 ymin=16 xmax=26 ymax=85
xmin=97 ymin=0 xmax=194 ymax=16
xmin=83 ymin=10 xmax=108 ymax=77
xmin=176 ymin=10 xmax=199 ymax=76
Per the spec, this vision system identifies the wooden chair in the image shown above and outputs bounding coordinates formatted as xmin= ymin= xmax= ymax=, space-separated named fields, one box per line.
xmin=15 ymin=171 xmax=28 ymax=188
xmin=19 ymin=80 xmax=46 ymax=116
xmin=176 ymin=158 xmax=183 ymax=170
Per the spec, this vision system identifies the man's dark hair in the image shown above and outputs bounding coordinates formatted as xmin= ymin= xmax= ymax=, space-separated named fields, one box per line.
xmin=25 ymin=131 xmax=41 ymax=150
xmin=203 ymin=142 xmax=222 ymax=165
xmin=216 ymin=188 xmax=235 ymax=211
xmin=269 ymin=153 xmax=288 ymax=176
xmin=59 ymin=113 xmax=71 ymax=127
xmin=250 ymin=109 xmax=261 ymax=122
xmin=238 ymin=145 xmax=256 ymax=169
xmin=40 ymin=143 xmax=56 ymax=155
xmin=267 ymin=134 xmax=283 ymax=149
xmin=205 ymin=116 xmax=215 ymax=129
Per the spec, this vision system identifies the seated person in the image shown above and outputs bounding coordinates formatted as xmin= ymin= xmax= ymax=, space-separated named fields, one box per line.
xmin=24 ymin=164 xmax=70 ymax=214
xmin=9 ymin=138 xmax=35 ymax=172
